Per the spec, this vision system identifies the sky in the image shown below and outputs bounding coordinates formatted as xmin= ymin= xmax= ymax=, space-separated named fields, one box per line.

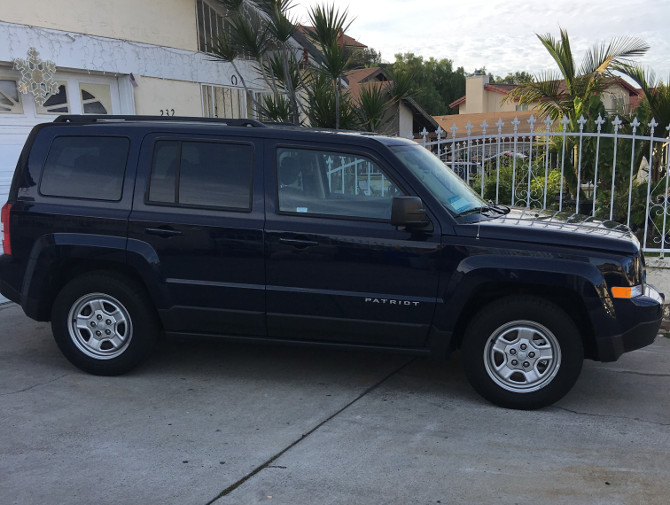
xmin=295 ymin=0 xmax=670 ymax=81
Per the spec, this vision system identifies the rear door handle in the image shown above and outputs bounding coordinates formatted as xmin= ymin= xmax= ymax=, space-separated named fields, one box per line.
xmin=145 ymin=227 xmax=183 ymax=238
xmin=279 ymin=237 xmax=319 ymax=248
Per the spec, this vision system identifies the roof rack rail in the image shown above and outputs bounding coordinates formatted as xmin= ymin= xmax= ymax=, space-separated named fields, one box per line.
xmin=53 ymin=115 xmax=268 ymax=128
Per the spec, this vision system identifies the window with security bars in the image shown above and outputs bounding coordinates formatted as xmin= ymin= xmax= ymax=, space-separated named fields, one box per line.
xmin=202 ymin=85 xmax=247 ymax=119
xmin=202 ymin=85 xmax=281 ymax=121
xmin=196 ymin=0 xmax=253 ymax=60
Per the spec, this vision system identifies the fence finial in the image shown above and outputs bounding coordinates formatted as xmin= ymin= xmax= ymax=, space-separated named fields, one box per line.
xmin=595 ymin=114 xmax=605 ymax=132
xmin=496 ymin=118 xmax=504 ymax=134
xmin=612 ymin=116 xmax=622 ymax=133
xmin=420 ymin=127 xmax=428 ymax=146
xmin=631 ymin=117 xmax=640 ymax=133
xmin=560 ymin=116 xmax=570 ymax=131
xmin=577 ymin=115 xmax=587 ymax=131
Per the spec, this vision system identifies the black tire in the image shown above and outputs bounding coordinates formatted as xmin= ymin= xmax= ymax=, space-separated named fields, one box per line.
xmin=51 ymin=272 xmax=159 ymax=375
xmin=461 ymin=296 xmax=584 ymax=410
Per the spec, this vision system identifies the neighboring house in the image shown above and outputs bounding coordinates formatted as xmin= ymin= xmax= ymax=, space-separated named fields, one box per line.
xmin=449 ymin=73 xmax=642 ymax=116
xmin=0 ymin=0 xmax=317 ymax=212
xmin=345 ymin=67 xmax=438 ymax=138
xmin=438 ymin=73 xmax=642 ymax=139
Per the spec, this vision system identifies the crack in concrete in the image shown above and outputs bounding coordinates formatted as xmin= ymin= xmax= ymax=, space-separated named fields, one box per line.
xmin=552 ymin=406 xmax=670 ymax=427
xmin=602 ymin=369 xmax=670 ymax=378
xmin=0 ymin=373 xmax=70 ymax=396
xmin=204 ymin=358 xmax=415 ymax=505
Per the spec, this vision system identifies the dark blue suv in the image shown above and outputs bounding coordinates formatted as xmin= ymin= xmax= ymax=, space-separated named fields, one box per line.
xmin=0 ymin=115 xmax=663 ymax=409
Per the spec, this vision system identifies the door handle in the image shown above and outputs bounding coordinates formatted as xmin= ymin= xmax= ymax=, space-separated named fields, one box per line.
xmin=145 ymin=227 xmax=183 ymax=238
xmin=279 ymin=237 xmax=319 ymax=248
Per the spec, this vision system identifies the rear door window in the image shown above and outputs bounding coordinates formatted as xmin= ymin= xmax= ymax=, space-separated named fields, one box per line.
xmin=148 ymin=140 xmax=253 ymax=210
xmin=40 ymin=136 xmax=129 ymax=200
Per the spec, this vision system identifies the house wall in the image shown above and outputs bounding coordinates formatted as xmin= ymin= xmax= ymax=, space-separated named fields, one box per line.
xmin=1 ymin=0 xmax=197 ymax=51
xmin=398 ymin=102 xmax=414 ymax=138
xmin=463 ymin=74 xmax=487 ymax=114
xmin=133 ymin=77 xmax=203 ymax=116
xmin=486 ymin=92 xmax=516 ymax=113
xmin=602 ymin=85 xmax=630 ymax=112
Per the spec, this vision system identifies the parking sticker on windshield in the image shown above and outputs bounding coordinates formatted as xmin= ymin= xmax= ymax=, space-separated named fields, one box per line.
xmin=448 ymin=196 xmax=470 ymax=213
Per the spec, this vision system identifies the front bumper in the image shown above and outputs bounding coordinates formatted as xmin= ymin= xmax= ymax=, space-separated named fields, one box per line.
xmin=595 ymin=284 xmax=664 ymax=362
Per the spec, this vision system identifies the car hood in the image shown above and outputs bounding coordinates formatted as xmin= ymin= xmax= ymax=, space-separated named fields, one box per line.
xmin=453 ymin=208 xmax=639 ymax=254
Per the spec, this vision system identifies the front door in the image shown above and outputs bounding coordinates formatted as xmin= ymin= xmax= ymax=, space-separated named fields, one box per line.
xmin=265 ymin=142 xmax=442 ymax=348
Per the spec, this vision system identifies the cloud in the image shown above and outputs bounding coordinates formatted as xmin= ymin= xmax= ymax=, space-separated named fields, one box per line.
xmin=296 ymin=0 xmax=670 ymax=78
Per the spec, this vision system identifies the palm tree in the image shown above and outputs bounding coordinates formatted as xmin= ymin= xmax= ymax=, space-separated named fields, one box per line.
xmin=616 ymin=65 xmax=670 ymax=132
xmin=505 ymin=28 xmax=649 ymax=120
xmin=210 ymin=0 xmax=304 ymax=123
xmin=306 ymin=4 xmax=352 ymax=129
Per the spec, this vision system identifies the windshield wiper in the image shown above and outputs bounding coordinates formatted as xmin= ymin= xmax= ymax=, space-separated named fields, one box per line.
xmin=456 ymin=201 xmax=510 ymax=218
xmin=487 ymin=201 xmax=511 ymax=215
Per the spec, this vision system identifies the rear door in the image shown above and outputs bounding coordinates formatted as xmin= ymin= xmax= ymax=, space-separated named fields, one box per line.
xmin=264 ymin=140 xmax=443 ymax=348
xmin=128 ymin=132 xmax=265 ymax=336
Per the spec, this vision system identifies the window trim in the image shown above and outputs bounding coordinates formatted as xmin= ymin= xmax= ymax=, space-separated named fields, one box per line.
xmin=274 ymin=144 xmax=408 ymax=223
xmin=145 ymin=137 xmax=255 ymax=213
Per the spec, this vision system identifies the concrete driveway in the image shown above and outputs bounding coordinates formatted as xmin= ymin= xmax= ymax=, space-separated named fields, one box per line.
xmin=1 ymin=301 xmax=669 ymax=505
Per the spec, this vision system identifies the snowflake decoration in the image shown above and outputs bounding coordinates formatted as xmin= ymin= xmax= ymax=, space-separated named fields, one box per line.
xmin=13 ymin=47 xmax=59 ymax=106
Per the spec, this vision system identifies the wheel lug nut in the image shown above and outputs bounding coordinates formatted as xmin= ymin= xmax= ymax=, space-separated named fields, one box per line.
xmin=511 ymin=359 xmax=518 ymax=366
xmin=105 ymin=329 xmax=112 ymax=335
xmin=529 ymin=352 xmax=535 ymax=358
xmin=520 ymin=344 xmax=527 ymax=350
xmin=97 ymin=314 xmax=103 ymax=320
xmin=96 ymin=331 xmax=102 ymax=336
xmin=106 ymin=320 xmax=112 ymax=325
xmin=510 ymin=349 xmax=517 ymax=355
xmin=90 ymin=321 xmax=97 ymax=327
xmin=523 ymin=361 xmax=530 ymax=368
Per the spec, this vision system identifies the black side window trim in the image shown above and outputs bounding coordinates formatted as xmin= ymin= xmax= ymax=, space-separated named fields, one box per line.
xmin=145 ymin=137 xmax=255 ymax=213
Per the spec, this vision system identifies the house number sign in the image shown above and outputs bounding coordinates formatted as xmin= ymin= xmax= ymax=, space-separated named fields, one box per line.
xmin=160 ymin=109 xmax=175 ymax=116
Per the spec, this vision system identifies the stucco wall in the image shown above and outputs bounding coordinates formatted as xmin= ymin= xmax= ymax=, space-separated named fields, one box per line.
xmin=133 ymin=77 xmax=203 ymax=116
xmin=1 ymin=0 xmax=197 ymax=51
xmin=398 ymin=102 xmax=414 ymax=138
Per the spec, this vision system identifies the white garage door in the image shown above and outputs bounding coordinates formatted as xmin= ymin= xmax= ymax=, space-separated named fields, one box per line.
xmin=0 ymin=70 xmax=122 ymax=302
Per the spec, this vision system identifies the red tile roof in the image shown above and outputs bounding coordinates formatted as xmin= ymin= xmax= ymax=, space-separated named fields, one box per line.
xmin=297 ymin=26 xmax=367 ymax=49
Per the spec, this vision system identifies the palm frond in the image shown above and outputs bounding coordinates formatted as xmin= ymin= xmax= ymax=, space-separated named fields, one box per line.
xmin=580 ymin=36 xmax=649 ymax=75
xmin=307 ymin=3 xmax=353 ymax=49
xmin=356 ymin=83 xmax=390 ymax=132
xmin=537 ymin=29 xmax=576 ymax=90
xmin=230 ymin=13 xmax=270 ymax=59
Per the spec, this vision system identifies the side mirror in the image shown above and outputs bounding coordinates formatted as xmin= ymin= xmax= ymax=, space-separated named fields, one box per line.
xmin=391 ymin=196 xmax=431 ymax=229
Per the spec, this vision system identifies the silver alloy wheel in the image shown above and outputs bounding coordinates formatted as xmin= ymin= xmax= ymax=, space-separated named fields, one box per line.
xmin=67 ymin=293 xmax=133 ymax=360
xmin=483 ymin=320 xmax=561 ymax=393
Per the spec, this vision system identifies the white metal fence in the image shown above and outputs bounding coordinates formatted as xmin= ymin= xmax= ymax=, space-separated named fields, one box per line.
xmin=420 ymin=115 xmax=670 ymax=255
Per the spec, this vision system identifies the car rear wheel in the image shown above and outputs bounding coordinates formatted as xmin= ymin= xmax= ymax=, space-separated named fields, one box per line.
xmin=462 ymin=296 xmax=583 ymax=409
xmin=51 ymin=272 xmax=158 ymax=375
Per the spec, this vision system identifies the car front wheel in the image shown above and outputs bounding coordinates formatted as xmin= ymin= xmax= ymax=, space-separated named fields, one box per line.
xmin=462 ymin=296 xmax=584 ymax=409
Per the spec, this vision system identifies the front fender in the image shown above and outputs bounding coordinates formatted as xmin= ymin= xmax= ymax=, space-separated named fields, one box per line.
xmin=434 ymin=253 xmax=614 ymax=335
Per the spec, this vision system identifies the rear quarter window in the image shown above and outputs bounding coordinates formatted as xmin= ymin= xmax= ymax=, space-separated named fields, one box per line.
xmin=39 ymin=136 xmax=129 ymax=201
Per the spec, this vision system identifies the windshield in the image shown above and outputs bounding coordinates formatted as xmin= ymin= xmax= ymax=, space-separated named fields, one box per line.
xmin=390 ymin=144 xmax=486 ymax=215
